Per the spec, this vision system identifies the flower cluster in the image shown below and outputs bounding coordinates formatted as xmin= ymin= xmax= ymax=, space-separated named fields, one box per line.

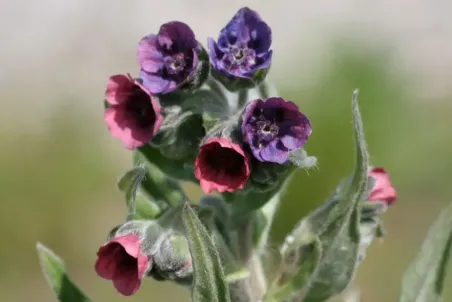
xmin=102 ymin=7 xmax=312 ymax=194
xmin=93 ymin=6 xmax=400 ymax=299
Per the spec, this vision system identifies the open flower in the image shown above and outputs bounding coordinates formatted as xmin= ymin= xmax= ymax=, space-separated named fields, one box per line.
xmin=368 ymin=167 xmax=397 ymax=205
xmin=208 ymin=7 xmax=272 ymax=79
xmin=104 ymin=74 xmax=163 ymax=149
xmin=194 ymin=137 xmax=250 ymax=193
xmin=242 ymin=97 xmax=312 ymax=164
xmin=95 ymin=234 xmax=151 ymax=296
xmin=138 ymin=21 xmax=205 ymax=94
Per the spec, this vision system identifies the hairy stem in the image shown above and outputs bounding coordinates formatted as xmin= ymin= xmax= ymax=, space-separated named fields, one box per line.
xmin=229 ymin=215 xmax=268 ymax=301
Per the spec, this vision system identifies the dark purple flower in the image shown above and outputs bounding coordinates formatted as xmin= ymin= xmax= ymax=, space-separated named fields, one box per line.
xmin=207 ymin=7 xmax=272 ymax=79
xmin=242 ymin=97 xmax=312 ymax=164
xmin=104 ymin=74 xmax=164 ymax=149
xmin=138 ymin=21 xmax=205 ymax=94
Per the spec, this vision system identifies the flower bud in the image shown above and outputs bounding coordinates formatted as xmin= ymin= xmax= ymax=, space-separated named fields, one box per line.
xmin=368 ymin=167 xmax=397 ymax=205
xmin=104 ymin=74 xmax=164 ymax=150
xmin=148 ymin=231 xmax=193 ymax=283
xmin=208 ymin=7 xmax=272 ymax=91
xmin=138 ymin=21 xmax=209 ymax=94
xmin=95 ymin=221 xmax=153 ymax=296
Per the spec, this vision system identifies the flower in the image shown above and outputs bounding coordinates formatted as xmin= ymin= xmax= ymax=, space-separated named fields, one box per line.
xmin=138 ymin=21 xmax=205 ymax=94
xmin=207 ymin=7 xmax=272 ymax=79
xmin=242 ymin=97 xmax=312 ymax=164
xmin=95 ymin=234 xmax=151 ymax=296
xmin=368 ymin=167 xmax=397 ymax=205
xmin=194 ymin=137 xmax=250 ymax=193
xmin=104 ymin=74 xmax=163 ymax=149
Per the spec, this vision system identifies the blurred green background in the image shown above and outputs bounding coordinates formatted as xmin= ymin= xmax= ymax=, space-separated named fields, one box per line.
xmin=1 ymin=2 xmax=451 ymax=301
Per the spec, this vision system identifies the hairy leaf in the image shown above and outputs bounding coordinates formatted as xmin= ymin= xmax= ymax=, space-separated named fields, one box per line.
xmin=36 ymin=243 xmax=91 ymax=302
xmin=182 ymin=203 xmax=231 ymax=302
xmin=133 ymin=150 xmax=187 ymax=207
xmin=303 ymin=90 xmax=369 ymax=301
xmin=399 ymin=203 xmax=452 ymax=302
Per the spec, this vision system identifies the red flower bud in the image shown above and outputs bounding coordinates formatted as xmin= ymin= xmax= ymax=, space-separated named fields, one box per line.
xmin=368 ymin=167 xmax=397 ymax=205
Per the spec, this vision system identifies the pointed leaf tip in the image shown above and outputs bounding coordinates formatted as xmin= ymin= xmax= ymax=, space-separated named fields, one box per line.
xmin=302 ymin=91 xmax=369 ymax=301
xmin=36 ymin=242 xmax=91 ymax=301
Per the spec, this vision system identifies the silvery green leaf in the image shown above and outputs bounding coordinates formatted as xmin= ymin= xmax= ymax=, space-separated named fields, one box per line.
xmin=117 ymin=166 xmax=147 ymax=220
xmin=182 ymin=203 xmax=231 ymax=302
xmin=303 ymin=90 xmax=369 ymax=301
xmin=182 ymin=89 xmax=230 ymax=119
xmin=36 ymin=243 xmax=91 ymax=302
xmin=360 ymin=200 xmax=388 ymax=220
xmin=133 ymin=150 xmax=188 ymax=207
xmin=265 ymin=234 xmax=322 ymax=302
xmin=135 ymin=143 xmax=197 ymax=182
xmin=399 ymin=203 xmax=452 ymax=302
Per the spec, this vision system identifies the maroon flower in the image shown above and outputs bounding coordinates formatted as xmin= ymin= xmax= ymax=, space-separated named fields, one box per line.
xmin=368 ymin=167 xmax=397 ymax=205
xmin=95 ymin=234 xmax=150 ymax=296
xmin=104 ymin=74 xmax=164 ymax=149
xmin=194 ymin=137 xmax=250 ymax=193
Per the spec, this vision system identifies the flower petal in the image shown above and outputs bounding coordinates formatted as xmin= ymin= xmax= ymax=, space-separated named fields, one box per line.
xmin=158 ymin=21 xmax=197 ymax=51
xmin=95 ymin=243 xmax=122 ymax=280
xmin=368 ymin=167 xmax=397 ymax=205
xmin=137 ymin=35 xmax=164 ymax=73
xmin=112 ymin=267 xmax=141 ymax=296
xmin=105 ymin=75 xmax=135 ymax=105
xmin=104 ymin=106 xmax=153 ymax=150
xmin=140 ymin=70 xmax=177 ymax=94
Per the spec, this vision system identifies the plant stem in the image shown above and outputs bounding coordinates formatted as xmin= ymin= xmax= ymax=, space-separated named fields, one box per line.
xmin=229 ymin=214 xmax=268 ymax=301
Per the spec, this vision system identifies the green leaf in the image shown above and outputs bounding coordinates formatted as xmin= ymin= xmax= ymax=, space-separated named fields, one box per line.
xmin=117 ymin=166 xmax=147 ymax=220
xmin=136 ymin=143 xmax=196 ymax=182
xmin=182 ymin=202 xmax=231 ymax=302
xmin=36 ymin=243 xmax=91 ymax=302
xmin=266 ymin=234 xmax=322 ymax=302
xmin=399 ymin=203 xmax=452 ymax=302
xmin=302 ymin=90 xmax=369 ymax=301
xmin=182 ymin=89 xmax=230 ymax=119
xmin=133 ymin=150 xmax=188 ymax=207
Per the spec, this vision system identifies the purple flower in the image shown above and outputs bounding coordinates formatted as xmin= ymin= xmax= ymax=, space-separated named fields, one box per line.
xmin=207 ymin=7 xmax=272 ymax=79
xmin=242 ymin=97 xmax=312 ymax=164
xmin=138 ymin=21 xmax=205 ymax=94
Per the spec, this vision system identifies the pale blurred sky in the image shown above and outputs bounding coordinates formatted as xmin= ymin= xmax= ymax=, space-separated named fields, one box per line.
xmin=1 ymin=0 xmax=450 ymax=130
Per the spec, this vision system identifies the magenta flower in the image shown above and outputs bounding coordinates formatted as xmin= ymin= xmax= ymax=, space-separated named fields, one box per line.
xmin=138 ymin=21 xmax=205 ymax=94
xmin=104 ymin=74 xmax=163 ymax=149
xmin=242 ymin=97 xmax=312 ymax=164
xmin=95 ymin=234 xmax=151 ymax=296
xmin=207 ymin=7 xmax=272 ymax=78
xmin=194 ymin=137 xmax=250 ymax=193
xmin=368 ymin=167 xmax=397 ymax=205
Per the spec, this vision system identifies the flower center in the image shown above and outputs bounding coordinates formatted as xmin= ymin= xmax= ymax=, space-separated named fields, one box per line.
xmin=164 ymin=53 xmax=186 ymax=75
xmin=256 ymin=119 xmax=279 ymax=142
xmin=125 ymin=86 xmax=156 ymax=129
xmin=222 ymin=43 xmax=256 ymax=72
